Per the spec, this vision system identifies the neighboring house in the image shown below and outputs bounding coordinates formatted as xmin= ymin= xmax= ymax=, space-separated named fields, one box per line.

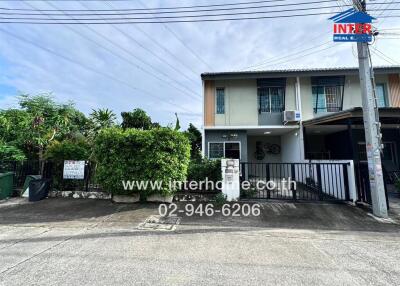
xmin=201 ymin=66 xmax=400 ymax=168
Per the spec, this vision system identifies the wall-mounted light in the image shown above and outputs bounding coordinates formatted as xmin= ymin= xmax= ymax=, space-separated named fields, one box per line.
xmin=264 ymin=131 xmax=271 ymax=135
xmin=230 ymin=133 xmax=238 ymax=138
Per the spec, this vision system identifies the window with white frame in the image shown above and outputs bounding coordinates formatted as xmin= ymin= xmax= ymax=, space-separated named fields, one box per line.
xmin=257 ymin=78 xmax=286 ymax=113
xmin=312 ymin=76 xmax=344 ymax=113
xmin=208 ymin=142 xmax=240 ymax=159
xmin=258 ymin=87 xmax=285 ymax=113
xmin=375 ymin=83 xmax=387 ymax=107
xmin=216 ymin=88 xmax=225 ymax=114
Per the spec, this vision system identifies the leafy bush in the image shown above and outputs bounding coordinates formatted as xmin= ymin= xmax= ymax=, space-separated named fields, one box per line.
xmin=213 ymin=192 xmax=227 ymax=207
xmin=240 ymin=187 xmax=258 ymax=199
xmin=45 ymin=139 xmax=91 ymax=161
xmin=187 ymin=158 xmax=222 ymax=183
xmin=395 ymin=179 xmax=400 ymax=193
xmin=93 ymin=127 xmax=190 ymax=196
xmin=0 ymin=144 xmax=26 ymax=161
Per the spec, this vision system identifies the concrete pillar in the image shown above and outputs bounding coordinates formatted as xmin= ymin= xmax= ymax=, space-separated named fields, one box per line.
xmin=221 ymin=159 xmax=240 ymax=201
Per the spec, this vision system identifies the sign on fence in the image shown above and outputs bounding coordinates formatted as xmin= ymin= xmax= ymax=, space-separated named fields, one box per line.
xmin=63 ymin=160 xmax=85 ymax=179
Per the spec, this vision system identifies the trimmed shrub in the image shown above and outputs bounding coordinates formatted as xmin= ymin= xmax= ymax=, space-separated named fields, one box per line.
xmin=45 ymin=139 xmax=91 ymax=161
xmin=187 ymin=158 xmax=222 ymax=183
xmin=93 ymin=127 xmax=190 ymax=196
xmin=44 ymin=139 xmax=91 ymax=191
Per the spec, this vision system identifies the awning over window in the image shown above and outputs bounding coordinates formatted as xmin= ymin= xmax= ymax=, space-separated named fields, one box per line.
xmin=257 ymin=78 xmax=286 ymax=87
xmin=311 ymin=76 xmax=345 ymax=86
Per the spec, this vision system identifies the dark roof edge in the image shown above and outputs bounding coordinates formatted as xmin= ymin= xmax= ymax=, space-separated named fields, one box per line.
xmin=201 ymin=66 xmax=400 ymax=80
xmin=303 ymin=107 xmax=400 ymax=126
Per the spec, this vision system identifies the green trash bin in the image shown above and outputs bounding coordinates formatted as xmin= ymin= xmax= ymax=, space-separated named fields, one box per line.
xmin=0 ymin=172 xmax=14 ymax=200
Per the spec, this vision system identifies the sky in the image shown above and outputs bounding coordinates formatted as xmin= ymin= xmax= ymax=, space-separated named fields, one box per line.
xmin=0 ymin=0 xmax=399 ymax=129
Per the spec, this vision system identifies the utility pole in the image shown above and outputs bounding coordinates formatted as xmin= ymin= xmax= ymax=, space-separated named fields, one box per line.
xmin=354 ymin=0 xmax=388 ymax=217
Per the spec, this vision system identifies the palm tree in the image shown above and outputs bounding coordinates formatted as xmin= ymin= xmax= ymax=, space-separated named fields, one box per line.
xmin=90 ymin=108 xmax=116 ymax=131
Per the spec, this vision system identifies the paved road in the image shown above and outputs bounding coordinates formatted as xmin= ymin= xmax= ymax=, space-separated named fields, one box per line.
xmin=0 ymin=198 xmax=399 ymax=285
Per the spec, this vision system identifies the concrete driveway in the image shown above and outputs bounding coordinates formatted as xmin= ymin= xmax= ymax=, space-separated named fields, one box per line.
xmin=0 ymin=197 xmax=399 ymax=285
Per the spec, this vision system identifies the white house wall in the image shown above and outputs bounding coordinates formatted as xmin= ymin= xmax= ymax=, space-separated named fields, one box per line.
xmin=281 ymin=130 xmax=303 ymax=162
xmin=247 ymin=135 xmax=282 ymax=163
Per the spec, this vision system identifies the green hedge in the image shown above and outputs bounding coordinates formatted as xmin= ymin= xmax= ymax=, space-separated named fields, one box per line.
xmin=187 ymin=159 xmax=221 ymax=183
xmin=45 ymin=139 xmax=91 ymax=161
xmin=93 ymin=127 xmax=190 ymax=196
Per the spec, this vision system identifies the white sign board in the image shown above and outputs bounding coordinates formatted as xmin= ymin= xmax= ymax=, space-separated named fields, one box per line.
xmin=63 ymin=160 xmax=85 ymax=180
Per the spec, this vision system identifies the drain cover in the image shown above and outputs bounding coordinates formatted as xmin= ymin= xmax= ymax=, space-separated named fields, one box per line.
xmin=138 ymin=215 xmax=181 ymax=231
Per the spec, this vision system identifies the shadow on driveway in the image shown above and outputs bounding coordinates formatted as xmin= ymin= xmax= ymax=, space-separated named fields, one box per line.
xmin=0 ymin=197 xmax=399 ymax=234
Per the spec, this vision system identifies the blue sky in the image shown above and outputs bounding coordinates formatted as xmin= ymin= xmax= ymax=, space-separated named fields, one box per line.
xmin=0 ymin=0 xmax=399 ymax=128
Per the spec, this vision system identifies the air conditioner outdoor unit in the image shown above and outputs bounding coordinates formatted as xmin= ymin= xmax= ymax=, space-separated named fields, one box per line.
xmin=283 ymin=110 xmax=301 ymax=123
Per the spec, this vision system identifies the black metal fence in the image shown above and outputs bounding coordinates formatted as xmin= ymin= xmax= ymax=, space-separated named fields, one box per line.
xmin=355 ymin=162 xmax=389 ymax=208
xmin=240 ymin=162 xmax=351 ymax=202
xmin=0 ymin=160 xmax=102 ymax=193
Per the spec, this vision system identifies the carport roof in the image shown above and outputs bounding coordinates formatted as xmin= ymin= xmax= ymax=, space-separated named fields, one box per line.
xmin=201 ymin=66 xmax=400 ymax=80
xmin=302 ymin=107 xmax=400 ymax=126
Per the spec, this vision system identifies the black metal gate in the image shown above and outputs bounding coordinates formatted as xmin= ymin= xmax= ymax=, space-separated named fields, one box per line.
xmin=355 ymin=162 xmax=389 ymax=208
xmin=240 ymin=162 xmax=351 ymax=202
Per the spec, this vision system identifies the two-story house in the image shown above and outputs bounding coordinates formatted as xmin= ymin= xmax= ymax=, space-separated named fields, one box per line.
xmin=201 ymin=67 xmax=400 ymax=172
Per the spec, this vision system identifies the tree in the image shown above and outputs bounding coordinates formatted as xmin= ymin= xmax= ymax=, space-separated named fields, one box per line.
xmin=89 ymin=108 xmax=116 ymax=132
xmin=0 ymin=94 xmax=89 ymax=161
xmin=184 ymin=124 xmax=202 ymax=160
xmin=18 ymin=94 xmax=82 ymax=160
xmin=174 ymin=113 xmax=181 ymax=131
xmin=0 ymin=143 xmax=26 ymax=161
xmin=121 ymin=108 xmax=152 ymax=130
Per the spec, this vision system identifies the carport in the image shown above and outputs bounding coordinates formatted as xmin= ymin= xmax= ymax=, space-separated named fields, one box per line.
xmin=303 ymin=107 xmax=400 ymax=205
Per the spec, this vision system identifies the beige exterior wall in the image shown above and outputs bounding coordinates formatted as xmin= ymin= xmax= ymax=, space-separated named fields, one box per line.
xmin=208 ymin=77 xmax=298 ymax=126
xmin=302 ymin=74 xmax=391 ymax=120
xmin=205 ymin=73 xmax=396 ymax=126
xmin=285 ymin=77 xmax=297 ymax=111
xmin=214 ymin=79 xmax=258 ymax=126
xmin=300 ymin=77 xmax=313 ymax=120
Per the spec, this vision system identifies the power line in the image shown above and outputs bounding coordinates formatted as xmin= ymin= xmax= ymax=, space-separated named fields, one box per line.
xmin=0 ymin=9 xmax=394 ymax=24
xmin=0 ymin=11 xmax=345 ymax=24
xmin=25 ymin=0 xmax=201 ymax=101
xmin=104 ymin=1 xmax=201 ymax=79
xmin=254 ymin=43 xmax=339 ymax=70
xmin=241 ymin=31 xmax=331 ymax=70
xmin=6 ymin=0 xmax=394 ymax=15
xmin=0 ymin=5 xmax=365 ymax=20
xmin=78 ymin=0 xmax=200 ymax=87
xmin=0 ymin=0 xmax=289 ymax=11
xmin=136 ymin=0 xmax=213 ymax=72
xmin=0 ymin=28 xmax=195 ymax=114
xmin=372 ymin=48 xmax=400 ymax=64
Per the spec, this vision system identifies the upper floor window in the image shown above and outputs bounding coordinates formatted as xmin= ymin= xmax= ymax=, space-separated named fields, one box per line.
xmin=376 ymin=83 xmax=387 ymax=107
xmin=216 ymin=88 xmax=225 ymax=114
xmin=257 ymin=78 xmax=286 ymax=113
xmin=311 ymin=76 xmax=345 ymax=113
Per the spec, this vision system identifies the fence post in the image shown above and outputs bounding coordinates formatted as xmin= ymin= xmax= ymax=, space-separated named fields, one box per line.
xmin=266 ymin=164 xmax=271 ymax=199
xmin=291 ymin=164 xmax=297 ymax=200
xmin=316 ymin=164 xmax=323 ymax=201
xmin=85 ymin=161 xmax=90 ymax=192
xmin=343 ymin=163 xmax=350 ymax=201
